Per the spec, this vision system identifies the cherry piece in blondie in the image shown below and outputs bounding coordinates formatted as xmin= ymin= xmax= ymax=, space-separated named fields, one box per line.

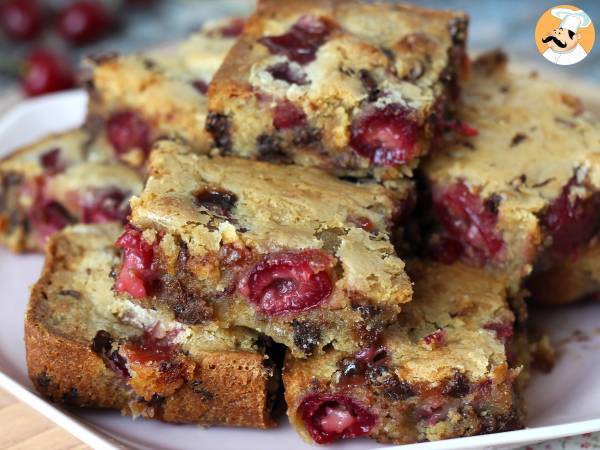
xmin=284 ymin=262 xmax=529 ymax=445
xmin=422 ymin=51 xmax=600 ymax=293
xmin=208 ymin=0 xmax=468 ymax=179
xmin=116 ymin=139 xmax=414 ymax=357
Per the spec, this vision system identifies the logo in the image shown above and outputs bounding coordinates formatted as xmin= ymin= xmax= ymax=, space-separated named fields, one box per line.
xmin=535 ymin=5 xmax=595 ymax=66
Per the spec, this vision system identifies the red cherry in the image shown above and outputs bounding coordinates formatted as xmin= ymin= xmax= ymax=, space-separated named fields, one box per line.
xmin=432 ymin=181 xmax=504 ymax=264
xmin=299 ymin=394 xmax=376 ymax=444
xmin=28 ymin=200 xmax=74 ymax=245
xmin=259 ymin=15 xmax=333 ymax=65
xmin=541 ymin=177 xmax=600 ymax=256
xmin=238 ymin=250 xmax=334 ymax=316
xmin=115 ymin=225 xmax=158 ymax=299
xmin=0 ymin=0 xmax=43 ymax=41
xmin=349 ymin=104 xmax=420 ymax=166
xmin=22 ymin=49 xmax=76 ymax=97
xmin=56 ymin=0 xmax=112 ymax=45
xmin=106 ymin=110 xmax=151 ymax=156
xmin=273 ymin=101 xmax=306 ymax=130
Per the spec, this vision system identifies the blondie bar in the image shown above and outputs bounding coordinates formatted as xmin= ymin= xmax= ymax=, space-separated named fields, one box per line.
xmin=422 ymin=51 xmax=600 ymax=293
xmin=26 ymin=223 xmax=278 ymax=428
xmin=284 ymin=261 xmax=528 ymax=444
xmin=207 ymin=0 xmax=468 ymax=179
xmin=0 ymin=128 xmax=143 ymax=252
xmin=115 ymin=139 xmax=413 ymax=357
xmin=86 ymin=17 xmax=243 ymax=162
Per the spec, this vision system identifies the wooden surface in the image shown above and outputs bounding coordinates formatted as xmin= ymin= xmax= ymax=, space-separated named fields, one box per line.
xmin=0 ymin=388 xmax=89 ymax=450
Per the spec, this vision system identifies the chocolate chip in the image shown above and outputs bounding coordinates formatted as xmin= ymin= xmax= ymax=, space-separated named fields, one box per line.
xmin=510 ymin=133 xmax=527 ymax=147
xmin=205 ymin=112 xmax=232 ymax=153
xmin=194 ymin=188 xmax=237 ymax=218
xmin=59 ymin=289 xmax=81 ymax=299
xmin=86 ymin=51 xmax=119 ymax=64
xmin=292 ymin=320 xmax=321 ymax=355
xmin=62 ymin=388 xmax=78 ymax=405
xmin=190 ymin=381 xmax=214 ymax=401
xmin=443 ymin=371 xmax=470 ymax=398
xmin=292 ymin=127 xmax=321 ymax=147
xmin=359 ymin=69 xmax=381 ymax=102
xmin=142 ymin=58 xmax=157 ymax=70
xmin=256 ymin=134 xmax=290 ymax=163
xmin=36 ymin=372 xmax=52 ymax=388
xmin=267 ymin=61 xmax=309 ymax=85
xmin=149 ymin=393 xmax=165 ymax=406
xmin=484 ymin=193 xmax=502 ymax=214
xmin=192 ymin=79 xmax=209 ymax=94
xmin=448 ymin=17 xmax=468 ymax=46
xmin=91 ymin=330 xmax=113 ymax=354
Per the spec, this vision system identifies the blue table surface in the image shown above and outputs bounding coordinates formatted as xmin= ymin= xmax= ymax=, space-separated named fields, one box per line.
xmin=0 ymin=0 xmax=598 ymax=88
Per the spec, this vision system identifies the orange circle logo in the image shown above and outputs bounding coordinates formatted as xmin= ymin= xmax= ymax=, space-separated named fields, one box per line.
xmin=535 ymin=4 xmax=595 ymax=65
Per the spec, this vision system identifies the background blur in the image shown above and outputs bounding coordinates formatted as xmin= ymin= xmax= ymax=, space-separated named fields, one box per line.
xmin=0 ymin=0 xmax=599 ymax=97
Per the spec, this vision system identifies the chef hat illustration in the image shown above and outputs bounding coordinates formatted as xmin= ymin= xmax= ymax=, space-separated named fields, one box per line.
xmin=551 ymin=8 xmax=592 ymax=33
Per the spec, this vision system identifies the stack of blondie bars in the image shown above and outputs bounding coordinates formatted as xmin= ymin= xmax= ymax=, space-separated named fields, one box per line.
xmin=1 ymin=0 xmax=598 ymax=446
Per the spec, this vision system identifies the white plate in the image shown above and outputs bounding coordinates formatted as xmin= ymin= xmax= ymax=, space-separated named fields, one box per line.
xmin=1 ymin=91 xmax=600 ymax=450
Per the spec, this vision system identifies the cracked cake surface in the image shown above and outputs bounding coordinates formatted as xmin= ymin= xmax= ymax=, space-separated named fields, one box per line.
xmin=207 ymin=0 xmax=468 ymax=179
xmin=119 ymin=139 xmax=414 ymax=357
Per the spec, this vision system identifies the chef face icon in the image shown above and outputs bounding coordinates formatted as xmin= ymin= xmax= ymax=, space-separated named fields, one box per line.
xmin=542 ymin=26 xmax=581 ymax=53
xmin=535 ymin=5 xmax=595 ymax=66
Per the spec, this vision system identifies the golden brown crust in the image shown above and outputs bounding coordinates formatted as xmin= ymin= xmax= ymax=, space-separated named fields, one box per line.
xmin=25 ymin=224 xmax=277 ymax=428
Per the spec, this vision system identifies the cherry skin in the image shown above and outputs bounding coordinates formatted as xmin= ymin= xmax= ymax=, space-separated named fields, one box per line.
xmin=349 ymin=104 xmax=420 ymax=166
xmin=22 ymin=49 xmax=76 ymax=97
xmin=542 ymin=177 xmax=600 ymax=256
xmin=299 ymin=394 xmax=376 ymax=444
xmin=56 ymin=0 xmax=113 ymax=45
xmin=259 ymin=15 xmax=333 ymax=65
xmin=238 ymin=250 xmax=333 ymax=316
xmin=114 ymin=225 xmax=158 ymax=299
xmin=432 ymin=181 xmax=504 ymax=264
xmin=0 ymin=0 xmax=43 ymax=41
xmin=106 ymin=110 xmax=151 ymax=156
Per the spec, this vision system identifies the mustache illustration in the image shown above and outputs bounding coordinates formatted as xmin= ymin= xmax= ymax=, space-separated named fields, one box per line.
xmin=542 ymin=35 xmax=567 ymax=48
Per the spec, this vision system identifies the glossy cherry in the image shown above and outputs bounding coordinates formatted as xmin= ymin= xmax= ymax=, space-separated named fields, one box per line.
xmin=114 ymin=225 xmax=158 ymax=299
xmin=56 ymin=0 xmax=113 ymax=45
xmin=349 ymin=104 xmax=419 ymax=166
xmin=238 ymin=250 xmax=333 ymax=316
xmin=22 ymin=49 xmax=76 ymax=97
xmin=299 ymin=394 xmax=376 ymax=444
xmin=0 ymin=0 xmax=43 ymax=40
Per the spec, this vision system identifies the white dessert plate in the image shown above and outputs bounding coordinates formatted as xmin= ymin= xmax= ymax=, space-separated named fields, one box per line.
xmin=1 ymin=91 xmax=600 ymax=450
